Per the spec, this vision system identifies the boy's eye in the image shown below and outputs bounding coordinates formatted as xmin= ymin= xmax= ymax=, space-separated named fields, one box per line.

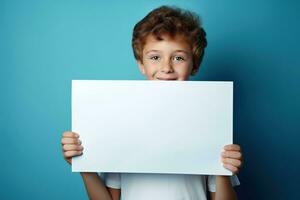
xmin=173 ymin=56 xmax=185 ymax=61
xmin=150 ymin=56 xmax=160 ymax=60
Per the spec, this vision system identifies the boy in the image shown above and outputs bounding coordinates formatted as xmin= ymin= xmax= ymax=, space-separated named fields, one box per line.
xmin=61 ymin=6 xmax=243 ymax=200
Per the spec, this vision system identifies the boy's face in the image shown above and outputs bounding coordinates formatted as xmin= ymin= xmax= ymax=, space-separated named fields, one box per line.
xmin=137 ymin=34 xmax=194 ymax=81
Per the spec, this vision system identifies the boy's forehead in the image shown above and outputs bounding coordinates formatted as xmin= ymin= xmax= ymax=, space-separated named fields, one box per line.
xmin=143 ymin=34 xmax=192 ymax=52
xmin=145 ymin=33 xmax=186 ymax=43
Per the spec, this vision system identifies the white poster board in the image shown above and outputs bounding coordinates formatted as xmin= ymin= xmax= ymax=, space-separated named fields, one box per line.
xmin=72 ymin=80 xmax=233 ymax=175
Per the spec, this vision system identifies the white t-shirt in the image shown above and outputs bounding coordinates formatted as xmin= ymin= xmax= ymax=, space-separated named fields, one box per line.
xmin=99 ymin=173 xmax=240 ymax=200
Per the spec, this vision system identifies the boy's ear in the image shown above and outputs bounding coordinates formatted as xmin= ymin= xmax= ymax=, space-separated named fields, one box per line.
xmin=191 ymin=68 xmax=198 ymax=76
xmin=191 ymin=62 xmax=200 ymax=76
xmin=137 ymin=60 xmax=146 ymax=75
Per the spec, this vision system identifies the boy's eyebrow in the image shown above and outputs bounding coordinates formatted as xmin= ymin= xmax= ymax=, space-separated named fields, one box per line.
xmin=145 ymin=50 xmax=161 ymax=54
xmin=145 ymin=50 xmax=190 ymax=54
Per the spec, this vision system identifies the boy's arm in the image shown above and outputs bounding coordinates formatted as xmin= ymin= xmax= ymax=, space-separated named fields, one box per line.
xmin=209 ymin=144 xmax=242 ymax=200
xmin=61 ymin=131 xmax=120 ymax=200
xmin=209 ymin=176 xmax=237 ymax=200
xmin=107 ymin=187 xmax=121 ymax=200
xmin=80 ymin=172 xmax=120 ymax=200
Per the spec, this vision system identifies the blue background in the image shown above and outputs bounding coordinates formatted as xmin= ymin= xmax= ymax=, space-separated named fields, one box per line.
xmin=1 ymin=0 xmax=299 ymax=199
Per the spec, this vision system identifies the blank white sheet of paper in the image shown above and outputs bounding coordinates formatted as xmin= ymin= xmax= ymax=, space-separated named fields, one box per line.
xmin=72 ymin=80 xmax=233 ymax=175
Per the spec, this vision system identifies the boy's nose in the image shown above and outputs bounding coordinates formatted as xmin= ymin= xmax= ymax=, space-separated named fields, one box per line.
xmin=160 ymin=62 xmax=174 ymax=73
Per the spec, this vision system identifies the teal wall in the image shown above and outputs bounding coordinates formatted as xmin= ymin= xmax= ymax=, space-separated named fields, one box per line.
xmin=1 ymin=0 xmax=299 ymax=199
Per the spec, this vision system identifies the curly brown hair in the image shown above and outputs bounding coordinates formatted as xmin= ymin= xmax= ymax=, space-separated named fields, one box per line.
xmin=132 ymin=5 xmax=207 ymax=75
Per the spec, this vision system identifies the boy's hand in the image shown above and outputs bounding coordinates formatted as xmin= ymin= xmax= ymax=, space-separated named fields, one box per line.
xmin=221 ymin=144 xmax=243 ymax=174
xmin=61 ymin=131 xmax=84 ymax=165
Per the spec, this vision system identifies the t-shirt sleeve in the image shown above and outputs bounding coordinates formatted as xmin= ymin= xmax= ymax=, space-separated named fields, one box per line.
xmin=97 ymin=172 xmax=121 ymax=189
xmin=207 ymin=175 xmax=240 ymax=192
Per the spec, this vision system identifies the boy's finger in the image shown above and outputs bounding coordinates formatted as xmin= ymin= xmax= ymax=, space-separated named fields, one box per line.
xmin=61 ymin=137 xmax=81 ymax=145
xmin=221 ymin=151 xmax=242 ymax=159
xmin=222 ymin=157 xmax=242 ymax=168
xmin=223 ymin=163 xmax=239 ymax=174
xmin=64 ymin=150 xmax=83 ymax=158
xmin=63 ymin=144 xmax=84 ymax=152
xmin=223 ymin=144 xmax=241 ymax=151
xmin=62 ymin=131 xmax=79 ymax=138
